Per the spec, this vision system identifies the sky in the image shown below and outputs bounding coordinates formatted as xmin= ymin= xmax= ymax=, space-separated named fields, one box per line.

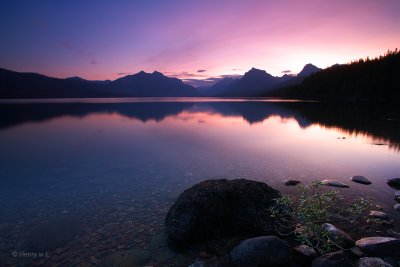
xmin=0 ymin=0 xmax=399 ymax=86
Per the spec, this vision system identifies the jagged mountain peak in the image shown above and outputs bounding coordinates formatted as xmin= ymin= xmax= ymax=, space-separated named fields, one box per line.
xmin=298 ymin=64 xmax=320 ymax=77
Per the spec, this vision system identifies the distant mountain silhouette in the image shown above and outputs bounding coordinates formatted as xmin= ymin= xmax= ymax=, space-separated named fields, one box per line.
xmin=0 ymin=68 xmax=112 ymax=98
xmin=0 ymin=68 xmax=197 ymax=98
xmin=298 ymin=63 xmax=320 ymax=77
xmin=109 ymin=71 xmax=197 ymax=97
xmin=266 ymin=50 xmax=400 ymax=100
xmin=204 ymin=64 xmax=320 ymax=96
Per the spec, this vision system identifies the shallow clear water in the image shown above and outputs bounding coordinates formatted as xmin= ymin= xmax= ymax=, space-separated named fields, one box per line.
xmin=0 ymin=98 xmax=399 ymax=266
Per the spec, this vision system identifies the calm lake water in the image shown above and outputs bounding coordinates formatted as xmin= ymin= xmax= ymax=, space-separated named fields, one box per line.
xmin=0 ymin=98 xmax=399 ymax=266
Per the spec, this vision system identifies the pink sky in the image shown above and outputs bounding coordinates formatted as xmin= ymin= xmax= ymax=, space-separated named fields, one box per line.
xmin=0 ymin=0 xmax=399 ymax=85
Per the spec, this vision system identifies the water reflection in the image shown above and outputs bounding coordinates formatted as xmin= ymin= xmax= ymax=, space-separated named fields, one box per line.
xmin=1 ymin=99 xmax=399 ymax=150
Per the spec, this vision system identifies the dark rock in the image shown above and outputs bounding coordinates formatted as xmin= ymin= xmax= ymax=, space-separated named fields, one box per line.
xmin=188 ymin=259 xmax=206 ymax=267
xmin=394 ymin=191 xmax=400 ymax=202
xmin=394 ymin=204 xmax=400 ymax=212
xmin=294 ymin=244 xmax=317 ymax=265
xmin=219 ymin=236 xmax=292 ymax=267
xmin=356 ymin=237 xmax=400 ymax=257
xmin=282 ymin=179 xmax=302 ymax=186
xmin=358 ymin=257 xmax=393 ymax=267
xmin=323 ymin=223 xmax=355 ymax=248
xmin=321 ymin=180 xmax=350 ymax=188
xmin=369 ymin=211 xmax=389 ymax=220
xmin=350 ymin=246 xmax=365 ymax=257
xmin=387 ymin=178 xmax=400 ymax=190
xmin=350 ymin=176 xmax=371 ymax=185
xmin=386 ymin=229 xmax=400 ymax=238
xmin=294 ymin=244 xmax=317 ymax=258
xmin=312 ymin=250 xmax=356 ymax=267
xmin=165 ymin=179 xmax=281 ymax=248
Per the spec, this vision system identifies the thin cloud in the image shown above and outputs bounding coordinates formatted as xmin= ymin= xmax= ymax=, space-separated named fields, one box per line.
xmin=117 ymin=72 xmax=133 ymax=76
xmin=90 ymin=59 xmax=98 ymax=65
xmin=197 ymin=69 xmax=207 ymax=73
xmin=281 ymin=70 xmax=291 ymax=73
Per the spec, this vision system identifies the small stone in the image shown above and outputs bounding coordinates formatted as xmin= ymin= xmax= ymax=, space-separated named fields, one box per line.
xmin=394 ymin=191 xmax=400 ymax=202
xmin=227 ymin=236 xmax=292 ymax=267
xmin=356 ymin=237 xmax=400 ymax=257
xmin=323 ymin=223 xmax=354 ymax=248
xmin=381 ymin=220 xmax=392 ymax=226
xmin=350 ymin=176 xmax=372 ymax=185
xmin=350 ymin=246 xmax=365 ymax=257
xmin=387 ymin=178 xmax=400 ymax=189
xmin=387 ymin=229 xmax=400 ymax=238
xmin=294 ymin=244 xmax=317 ymax=258
xmin=282 ymin=179 xmax=301 ymax=186
xmin=358 ymin=257 xmax=393 ymax=267
xmin=320 ymin=180 xmax=350 ymax=188
xmin=199 ymin=251 xmax=209 ymax=258
xmin=189 ymin=259 xmax=206 ymax=267
xmin=394 ymin=204 xmax=400 ymax=211
xmin=369 ymin=211 xmax=389 ymax=220
xmin=311 ymin=250 xmax=355 ymax=267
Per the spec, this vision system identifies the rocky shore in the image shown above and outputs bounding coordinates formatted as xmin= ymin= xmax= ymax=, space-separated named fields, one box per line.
xmin=166 ymin=179 xmax=400 ymax=267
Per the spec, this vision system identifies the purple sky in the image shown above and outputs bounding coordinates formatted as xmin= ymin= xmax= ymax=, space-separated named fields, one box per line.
xmin=0 ymin=0 xmax=399 ymax=86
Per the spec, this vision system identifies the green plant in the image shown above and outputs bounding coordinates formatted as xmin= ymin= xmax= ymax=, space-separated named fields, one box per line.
xmin=269 ymin=181 xmax=372 ymax=254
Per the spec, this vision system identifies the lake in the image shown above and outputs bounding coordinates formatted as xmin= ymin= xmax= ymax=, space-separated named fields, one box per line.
xmin=0 ymin=98 xmax=399 ymax=266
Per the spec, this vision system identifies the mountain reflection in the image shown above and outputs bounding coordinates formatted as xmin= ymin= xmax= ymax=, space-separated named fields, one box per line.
xmin=1 ymin=100 xmax=399 ymax=151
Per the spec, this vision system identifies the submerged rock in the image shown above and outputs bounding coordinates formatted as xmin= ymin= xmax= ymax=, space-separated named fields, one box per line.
xmin=358 ymin=257 xmax=393 ymax=267
xmin=311 ymin=250 xmax=356 ymax=267
xmin=323 ymin=223 xmax=354 ymax=248
xmin=350 ymin=176 xmax=371 ymax=185
xmin=387 ymin=178 xmax=400 ymax=189
xmin=394 ymin=191 xmax=400 ymax=202
xmin=369 ymin=211 xmax=389 ymax=220
xmin=165 ymin=179 xmax=281 ymax=248
xmin=355 ymin=237 xmax=400 ymax=257
xmin=282 ymin=179 xmax=301 ymax=186
xmin=218 ymin=236 xmax=292 ymax=267
xmin=321 ymin=180 xmax=350 ymax=188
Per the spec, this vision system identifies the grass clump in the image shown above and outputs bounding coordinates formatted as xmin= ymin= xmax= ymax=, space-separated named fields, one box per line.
xmin=269 ymin=181 xmax=372 ymax=254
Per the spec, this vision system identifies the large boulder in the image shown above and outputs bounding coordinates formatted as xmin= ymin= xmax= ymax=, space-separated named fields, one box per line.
xmin=218 ymin=236 xmax=292 ymax=267
xmin=165 ymin=179 xmax=281 ymax=248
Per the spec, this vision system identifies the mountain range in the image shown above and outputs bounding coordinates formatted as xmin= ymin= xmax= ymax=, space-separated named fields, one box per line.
xmin=202 ymin=63 xmax=320 ymax=96
xmin=0 ymin=64 xmax=320 ymax=99
xmin=266 ymin=49 xmax=400 ymax=100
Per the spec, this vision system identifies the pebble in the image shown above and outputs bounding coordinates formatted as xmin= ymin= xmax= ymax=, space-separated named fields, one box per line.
xmin=394 ymin=204 xmax=400 ymax=211
xmin=369 ymin=210 xmax=389 ymax=220
xmin=387 ymin=229 xmax=400 ymax=238
xmin=394 ymin=191 xmax=400 ymax=202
